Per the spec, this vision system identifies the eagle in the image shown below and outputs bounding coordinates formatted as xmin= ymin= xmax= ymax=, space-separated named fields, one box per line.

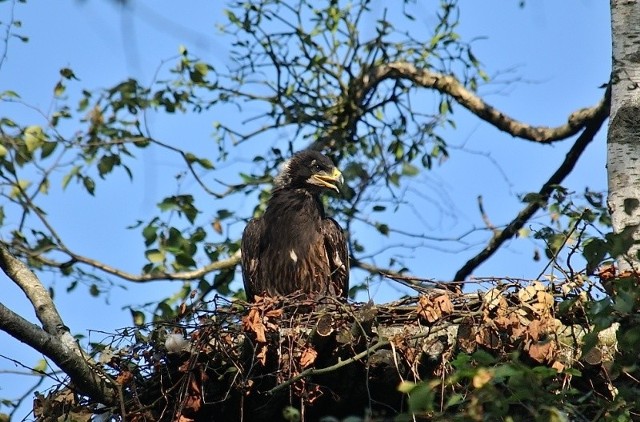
xmin=241 ymin=150 xmax=349 ymax=302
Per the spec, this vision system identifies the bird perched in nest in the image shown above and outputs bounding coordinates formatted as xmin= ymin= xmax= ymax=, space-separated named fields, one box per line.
xmin=241 ymin=150 xmax=349 ymax=302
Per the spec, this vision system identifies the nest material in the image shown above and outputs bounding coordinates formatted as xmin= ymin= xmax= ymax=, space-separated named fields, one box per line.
xmin=34 ymin=278 xmax=617 ymax=421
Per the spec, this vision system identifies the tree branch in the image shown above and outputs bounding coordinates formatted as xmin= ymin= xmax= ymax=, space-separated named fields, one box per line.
xmin=362 ymin=62 xmax=608 ymax=144
xmin=0 ymin=242 xmax=68 ymax=336
xmin=19 ymin=247 xmax=242 ymax=283
xmin=0 ymin=302 xmax=116 ymax=404
xmin=0 ymin=242 xmax=117 ymax=404
xmin=453 ymin=85 xmax=611 ymax=281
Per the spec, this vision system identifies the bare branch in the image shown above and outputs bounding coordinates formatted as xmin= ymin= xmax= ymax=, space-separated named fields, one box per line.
xmin=22 ymin=247 xmax=242 ymax=283
xmin=0 ymin=241 xmax=67 ymax=336
xmin=67 ymin=249 xmax=241 ymax=282
xmin=363 ymin=62 xmax=608 ymax=143
xmin=453 ymin=85 xmax=611 ymax=281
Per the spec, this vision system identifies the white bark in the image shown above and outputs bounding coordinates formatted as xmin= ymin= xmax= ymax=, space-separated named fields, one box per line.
xmin=608 ymin=0 xmax=640 ymax=271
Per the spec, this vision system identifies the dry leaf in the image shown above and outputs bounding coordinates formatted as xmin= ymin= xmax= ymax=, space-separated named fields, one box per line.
xmin=183 ymin=392 xmax=202 ymax=413
xmin=518 ymin=285 xmax=537 ymax=302
xmin=476 ymin=327 xmax=500 ymax=349
xmin=483 ymin=288 xmax=502 ymax=310
xmin=243 ymin=308 xmax=267 ymax=342
xmin=116 ymin=370 xmax=134 ymax=385
xmin=265 ymin=308 xmax=284 ymax=318
xmin=212 ymin=219 xmax=223 ymax=234
xmin=528 ymin=340 xmax=556 ymax=363
xmin=256 ymin=344 xmax=268 ymax=366
xmin=433 ymin=294 xmax=454 ymax=315
xmin=457 ymin=323 xmax=476 ymax=353
xmin=417 ymin=295 xmax=440 ymax=322
xmin=551 ymin=361 xmax=565 ymax=373
xmin=536 ymin=291 xmax=554 ymax=307
xmin=483 ymin=288 xmax=508 ymax=319
xmin=300 ymin=346 xmax=318 ymax=368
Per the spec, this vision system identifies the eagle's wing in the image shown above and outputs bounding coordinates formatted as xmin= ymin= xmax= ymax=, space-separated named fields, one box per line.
xmin=322 ymin=218 xmax=349 ymax=298
xmin=241 ymin=217 xmax=264 ymax=302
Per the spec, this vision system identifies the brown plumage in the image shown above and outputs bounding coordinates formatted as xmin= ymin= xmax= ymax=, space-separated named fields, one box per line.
xmin=241 ymin=151 xmax=349 ymax=302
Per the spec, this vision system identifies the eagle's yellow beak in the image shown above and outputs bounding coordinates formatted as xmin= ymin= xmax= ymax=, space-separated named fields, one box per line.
xmin=310 ymin=167 xmax=343 ymax=192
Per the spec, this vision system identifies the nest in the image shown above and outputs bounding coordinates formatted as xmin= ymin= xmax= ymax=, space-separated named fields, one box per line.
xmin=34 ymin=278 xmax=618 ymax=421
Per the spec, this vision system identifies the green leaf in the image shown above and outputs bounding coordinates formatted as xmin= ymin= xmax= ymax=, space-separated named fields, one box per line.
xmin=33 ymin=359 xmax=48 ymax=374
xmin=62 ymin=166 xmax=81 ymax=190
xmin=145 ymin=249 xmax=165 ymax=263
xmin=185 ymin=152 xmax=214 ymax=170
xmin=82 ymin=176 xmax=95 ymax=195
xmin=54 ymin=81 xmax=65 ymax=96
xmin=397 ymin=380 xmax=416 ymax=394
xmin=59 ymin=67 xmax=79 ymax=80
xmin=97 ymin=154 xmax=119 ymax=177
xmin=24 ymin=125 xmax=45 ymax=152
xmin=401 ymin=163 xmax=419 ymax=177
xmin=10 ymin=180 xmax=31 ymax=198
xmin=375 ymin=223 xmax=389 ymax=236
xmin=225 ymin=9 xmax=241 ymax=26
xmin=1 ymin=90 xmax=20 ymax=99
xmin=142 ymin=225 xmax=157 ymax=246
xmin=174 ymin=253 xmax=196 ymax=269
xmin=40 ymin=141 xmax=57 ymax=159
xmin=472 ymin=349 xmax=496 ymax=365
xmin=582 ymin=237 xmax=607 ymax=273
xmin=130 ymin=310 xmax=145 ymax=327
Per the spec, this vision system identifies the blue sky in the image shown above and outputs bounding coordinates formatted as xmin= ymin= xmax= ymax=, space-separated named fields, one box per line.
xmin=0 ymin=0 xmax=610 ymax=418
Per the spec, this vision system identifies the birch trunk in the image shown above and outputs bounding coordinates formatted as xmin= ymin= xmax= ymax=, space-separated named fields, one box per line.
xmin=608 ymin=0 xmax=640 ymax=271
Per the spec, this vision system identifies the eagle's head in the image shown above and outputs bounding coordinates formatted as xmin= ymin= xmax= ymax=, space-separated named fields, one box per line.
xmin=274 ymin=151 xmax=343 ymax=193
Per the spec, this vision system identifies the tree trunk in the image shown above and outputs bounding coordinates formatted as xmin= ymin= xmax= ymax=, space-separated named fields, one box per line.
xmin=608 ymin=0 xmax=640 ymax=271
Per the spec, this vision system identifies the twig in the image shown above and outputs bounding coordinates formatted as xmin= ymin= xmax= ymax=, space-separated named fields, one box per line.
xmin=477 ymin=195 xmax=498 ymax=234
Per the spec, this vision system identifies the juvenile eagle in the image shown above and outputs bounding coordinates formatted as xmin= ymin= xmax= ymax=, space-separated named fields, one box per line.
xmin=241 ymin=151 xmax=349 ymax=302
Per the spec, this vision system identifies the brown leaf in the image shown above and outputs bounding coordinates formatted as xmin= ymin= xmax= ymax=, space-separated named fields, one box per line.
xmin=476 ymin=327 xmax=500 ymax=349
xmin=189 ymin=374 xmax=202 ymax=396
xmin=265 ymin=308 xmax=284 ymax=318
xmin=433 ymin=294 xmax=454 ymax=315
xmin=528 ymin=340 xmax=556 ymax=363
xmin=300 ymin=346 xmax=318 ymax=368
xmin=597 ymin=264 xmax=616 ymax=281
xmin=417 ymin=295 xmax=440 ymax=322
xmin=212 ymin=219 xmax=223 ymax=234
xmin=527 ymin=319 xmax=542 ymax=341
xmin=256 ymin=344 xmax=268 ymax=366
xmin=242 ymin=308 xmax=267 ymax=342
xmin=457 ymin=323 xmax=477 ymax=353
xmin=483 ymin=288 xmax=508 ymax=318
xmin=551 ymin=361 xmax=565 ymax=373
xmin=116 ymin=369 xmax=134 ymax=385
xmin=183 ymin=392 xmax=202 ymax=413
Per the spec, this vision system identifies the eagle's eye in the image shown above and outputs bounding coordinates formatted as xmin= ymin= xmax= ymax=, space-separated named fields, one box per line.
xmin=312 ymin=162 xmax=322 ymax=172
